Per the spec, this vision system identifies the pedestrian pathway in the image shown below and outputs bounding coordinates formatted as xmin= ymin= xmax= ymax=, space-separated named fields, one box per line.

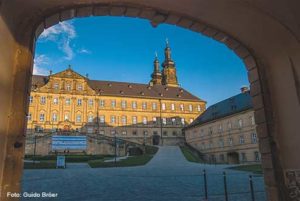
xmin=21 ymin=146 xmax=266 ymax=201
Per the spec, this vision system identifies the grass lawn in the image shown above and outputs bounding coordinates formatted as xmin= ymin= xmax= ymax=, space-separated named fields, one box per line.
xmin=180 ymin=146 xmax=202 ymax=163
xmin=88 ymin=155 xmax=154 ymax=168
xmin=24 ymin=161 xmax=56 ymax=169
xmin=89 ymin=146 xmax=158 ymax=168
xmin=227 ymin=164 xmax=263 ymax=174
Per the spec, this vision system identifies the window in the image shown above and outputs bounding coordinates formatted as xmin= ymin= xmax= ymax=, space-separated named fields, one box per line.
xmin=39 ymin=113 xmax=45 ymax=122
xmin=111 ymin=100 xmax=116 ymax=108
xmin=143 ymin=117 xmax=147 ymax=125
xmin=180 ymin=104 xmax=184 ymax=111
xmin=121 ymin=116 xmax=127 ymax=125
xmin=162 ymin=118 xmax=167 ymax=125
xmin=197 ymin=105 xmax=201 ymax=112
xmin=226 ymin=138 xmax=232 ymax=147
xmin=227 ymin=122 xmax=232 ymax=130
xmin=142 ymin=102 xmax=147 ymax=110
xmin=254 ymin=151 xmax=260 ymax=161
xmin=122 ymin=130 xmax=127 ymax=135
xmin=66 ymin=84 xmax=71 ymax=91
xmin=110 ymin=116 xmax=116 ymax=124
xmin=52 ymin=113 xmax=58 ymax=122
xmin=238 ymin=119 xmax=243 ymax=128
xmin=88 ymin=99 xmax=93 ymax=106
xmin=152 ymin=117 xmax=157 ymax=124
xmin=171 ymin=103 xmax=175 ymax=111
xmin=181 ymin=118 xmax=185 ymax=125
xmin=132 ymin=116 xmax=137 ymax=124
xmin=53 ymin=83 xmax=59 ymax=89
xmin=132 ymin=130 xmax=137 ymax=135
xmin=99 ymin=99 xmax=105 ymax=107
xmin=99 ymin=115 xmax=105 ymax=123
xmin=239 ymin=135 xmax=245 ymax=144
xmin=218 ymin=124 xmax=223 ymax=133
xmin=219 ymin=139 xmax=224 ymax=148
xmin=77 ymin=84 xmax=83 ymax=91
xmin=88 ymin=115 xmax=93 ymax=123
xmin=40 ymin=96 xmax=46 ymax=104
xmin=172 ymin=131 xmax=177 ymax=136
xmin=189 ymin=104 xmax=193 ymax=112
xmin=76 ymin=115 xmax=81 ymax=123
xmin=29 ymin=96 xmax=33 ymax=104
xmin=65 ymin=98 xmax=71 ymax=105
xmin=251 ymin=133 xmax=257 ymax=143
xmin=171 ymin=118 xmax=176 ymax=125
xmin=251 ymin=116 xmax=255 ymax=125
xmin=64 ymin=113 xmax=69 ymax=121
xmin=53 ymin=97 xmax=59 ymax=105
xmin=219 ymin=154 xmax=225 ymax=162
xmin=99 ymin=130 xmax=105 ymax=135
xmin=121 ymin=100 xmax=127 ymax=109
xmin=27 ymin=113 xmax=32 ymax=121
xmin=152 ymin=102 xmax=157 ymax=110
xmin=161 ymin=103 xmax=166 ymax=110
xmin=132 ymin=101 xmax=137 ymax=109
xmin=163 ymin=131 xmax=168 ymax=136
xmin=209 ymin=127 xmax=213 ymax=135
xmin=77 ymin=99 xmax=82 ymax=106
xmin=241 ymin=153 xmax=247 ymax=162
xmin=87 ymin=127 xmax=93 ymax=134
xmin=143 ymin=131 xmax=148 ymax=136
xmin=111 ymin=130 xmax=116 ymax=135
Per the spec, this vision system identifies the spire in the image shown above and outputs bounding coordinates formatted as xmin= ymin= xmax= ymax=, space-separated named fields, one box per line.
xmin=150 ymin=52 xmax=162 ymax=85
xmin=154 ymin=51 xmax=160 ymax=73
xmin=164 ymin=38 xmax=172 ymax=61
xmin=161 ymin=39 xmax=179 ymax=87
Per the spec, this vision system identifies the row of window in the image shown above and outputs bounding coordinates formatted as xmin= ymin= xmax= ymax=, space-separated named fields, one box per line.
xmin=53 ymin=83 xmax=84 ymax=91
xmin=29 ymin=96 xmax=202 ymax=112
xmin=191 ymin=116 xmax=255 ymax=137
xmin=210 ymin=151 xmax=260 ymax=162
xmin=29 ymin=113 xmax=194 ymax=125
xmin=34 ymin=127 xmax=181 ymax=137
xmin=196 ymin=133 xmax=258 ymax=150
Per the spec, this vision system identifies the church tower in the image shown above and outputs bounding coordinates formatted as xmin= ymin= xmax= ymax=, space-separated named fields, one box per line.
xmin=150 ymin=53 xmax=162 ymax=85
xmin=161 ymin=40 xmax=179 ymax=87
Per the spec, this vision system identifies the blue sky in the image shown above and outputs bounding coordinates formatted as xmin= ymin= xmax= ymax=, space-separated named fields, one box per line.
xmin=34 ymin=16 xmax=248 ymax=106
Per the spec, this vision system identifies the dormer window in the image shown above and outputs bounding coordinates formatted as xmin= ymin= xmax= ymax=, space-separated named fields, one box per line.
xmin=128 ymin=84 xmax=132 ymax=88
xmin=66 ymin=84 xmax=71 ymax=91
xmin=77 ymin=84 xmax=83 ymax=91
xmin=108 ymin=83 xmax=112 ymax=87
xmin=53 ymin=83 xmax=59 ymax=89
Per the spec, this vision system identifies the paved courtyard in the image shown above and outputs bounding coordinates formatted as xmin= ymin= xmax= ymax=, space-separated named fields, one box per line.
xmin=21 ymin=146 xmax=266 ymax=201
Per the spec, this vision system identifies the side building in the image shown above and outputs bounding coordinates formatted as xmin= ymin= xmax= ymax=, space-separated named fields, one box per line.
xmin=184 ymin=87 xmax=260 ymax=164
xmin=26 ymin=43 xmax=206 ymax=155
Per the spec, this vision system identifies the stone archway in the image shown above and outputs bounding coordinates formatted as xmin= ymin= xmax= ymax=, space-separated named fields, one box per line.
xmin=1 ymin=1 xmax=300 ymax=200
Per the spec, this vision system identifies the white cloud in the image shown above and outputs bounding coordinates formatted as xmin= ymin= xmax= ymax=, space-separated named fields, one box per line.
xmin=33 ymin=55 xmax=49 ymax=75
xmin=78 ymin=48 xmax=91 ymax=54
xmin=39 ymin=21 xmax=76 ymax=60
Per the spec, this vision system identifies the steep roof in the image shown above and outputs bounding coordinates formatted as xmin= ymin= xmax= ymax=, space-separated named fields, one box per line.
xmin=31 ymin=75 xmax=204 ymax=102
xmin=185 ymin=91 xmax=253 ymax=128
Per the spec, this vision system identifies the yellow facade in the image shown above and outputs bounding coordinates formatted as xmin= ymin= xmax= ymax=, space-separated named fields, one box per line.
xmin=27 ymin=68 xmax=206 ymax=145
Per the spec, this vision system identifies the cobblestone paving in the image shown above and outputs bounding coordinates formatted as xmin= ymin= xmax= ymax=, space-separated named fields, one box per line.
xmin=21 ymin=146 xmax=266 ymax=201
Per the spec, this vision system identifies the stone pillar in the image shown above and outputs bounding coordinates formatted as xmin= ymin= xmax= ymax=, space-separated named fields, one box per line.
xmin=0 ymin=13 xmax=34 ymax=200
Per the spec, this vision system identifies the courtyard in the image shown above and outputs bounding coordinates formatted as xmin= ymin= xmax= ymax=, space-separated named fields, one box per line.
xmin=21 ymin=146 xmax=266 ymax=201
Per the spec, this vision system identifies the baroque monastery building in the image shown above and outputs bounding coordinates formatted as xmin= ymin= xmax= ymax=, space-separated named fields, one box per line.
xmin=26 ymin=43 xmax=206 ymax=152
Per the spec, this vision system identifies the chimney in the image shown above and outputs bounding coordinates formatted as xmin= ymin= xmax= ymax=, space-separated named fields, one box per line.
xmin=49 ymin=70 xmax=52 ymax=75
xmin=240 ymin=86 xmax=249 ymax=93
